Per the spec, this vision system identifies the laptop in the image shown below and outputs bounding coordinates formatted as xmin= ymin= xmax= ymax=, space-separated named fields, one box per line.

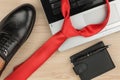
xmin=41 ymin=0 xmax=120 ymax=51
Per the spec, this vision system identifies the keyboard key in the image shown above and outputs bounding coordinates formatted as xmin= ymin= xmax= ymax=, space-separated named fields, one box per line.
xmin=51 ymin=1 xmax=61 ymax=9
xmin=77 ymin=0 xmax=90 ymax=6
xmin=49 ymin=0 xmax=58 ymax=3
xmin=52 ymin=8 xmax=61 ymax=15
xmin=70 ymin=0 xmax=76 ymax=3
xmin=70 ymin=2 xmax=78 ymax=9
xmin=77 ymin=0 xmax=94 ymax=6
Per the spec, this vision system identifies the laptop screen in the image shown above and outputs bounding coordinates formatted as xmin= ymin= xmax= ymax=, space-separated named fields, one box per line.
xmin=41 ymin=0 xmax=114 ymax=23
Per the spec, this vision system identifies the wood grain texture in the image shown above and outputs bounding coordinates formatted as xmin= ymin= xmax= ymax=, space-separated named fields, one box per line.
xmin=0 ymin=0 xmax=120 ymax=80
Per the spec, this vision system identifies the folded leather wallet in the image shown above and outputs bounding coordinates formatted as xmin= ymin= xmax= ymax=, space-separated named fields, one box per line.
xmin=70 ymin=41 xmax=115 ymax=80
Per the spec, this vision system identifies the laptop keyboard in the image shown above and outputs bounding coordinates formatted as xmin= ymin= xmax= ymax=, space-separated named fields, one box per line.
xmin=49 ymin=0 xmax=94 ymax=15
xmin=41 ymin=0 xmax=114 ymax=23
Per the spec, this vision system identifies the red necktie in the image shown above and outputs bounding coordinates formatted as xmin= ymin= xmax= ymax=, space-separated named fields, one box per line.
xmin=5 ymin=0 xmax=110 ymax=80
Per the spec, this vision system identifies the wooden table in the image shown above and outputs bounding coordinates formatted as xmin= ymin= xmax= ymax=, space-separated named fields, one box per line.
xmin=0 ymin=0 xmax=120 ymax=80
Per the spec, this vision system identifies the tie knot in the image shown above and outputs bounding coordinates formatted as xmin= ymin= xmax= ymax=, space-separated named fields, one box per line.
xmin=61 ymin=18 xmax=79 ymax=38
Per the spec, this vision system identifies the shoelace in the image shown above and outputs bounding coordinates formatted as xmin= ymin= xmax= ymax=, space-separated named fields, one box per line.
xmin=0 ymin=33 xmax=16 ymax=59
xmin=0 ymin=33 xmax=17 ymax=73
xmin=5 ymin=0 xmax=110 ymax=80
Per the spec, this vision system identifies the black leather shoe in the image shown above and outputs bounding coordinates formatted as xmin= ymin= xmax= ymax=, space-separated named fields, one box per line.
xmin=0 ymin=4 xmax=36 ymax=75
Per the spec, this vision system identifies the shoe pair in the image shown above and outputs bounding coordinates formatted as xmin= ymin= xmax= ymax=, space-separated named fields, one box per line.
xmin=0 ymin=4 xmax=36 ymax=75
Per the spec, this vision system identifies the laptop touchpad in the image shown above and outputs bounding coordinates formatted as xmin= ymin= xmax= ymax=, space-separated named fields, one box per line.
xmin=83 ymin=4 xmax=120 ymax=25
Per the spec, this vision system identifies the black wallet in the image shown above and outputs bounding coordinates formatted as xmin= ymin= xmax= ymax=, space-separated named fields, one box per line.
xmin=70 ymin=41 xmax=115 ymax=80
